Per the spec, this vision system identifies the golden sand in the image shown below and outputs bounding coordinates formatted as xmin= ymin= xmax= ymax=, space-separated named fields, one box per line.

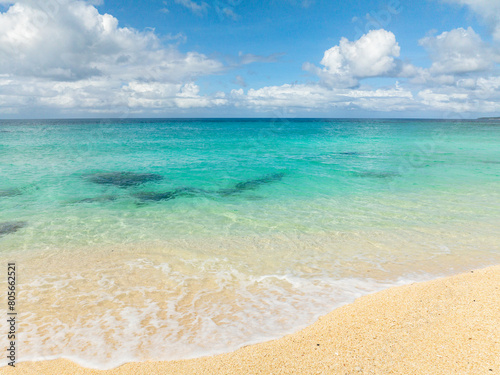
xmin=4 ymin=265 xmax=499 ymax=375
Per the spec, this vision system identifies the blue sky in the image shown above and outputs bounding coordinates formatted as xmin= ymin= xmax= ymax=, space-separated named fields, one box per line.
xmin=0 ymin=0 xmax=499 ymax=118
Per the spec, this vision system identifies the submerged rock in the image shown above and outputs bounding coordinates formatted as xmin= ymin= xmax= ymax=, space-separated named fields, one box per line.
xmin=84 ymin=172 xmax=163 ymax=187
xmin=0 ymin=221 xmax=27 ymax=236
xmin=74 ymin=195 xmax=118 ymax=204
xmin=133 ymin=187 xmax=211 ymax=202
xmin=133 ymin=191 xmax=177 ymax=202
xmin=133 ymin=173 xmax=286 ymax=203
xmin=0 ymin=188 xmax=22 ymax=197
xmin=235 ymin=172 xmax=285 ymax=190
xmin=219 ymin=172 xmax=286 ymax=195
xmin=338 ymin=152 xmax=361 ymax=156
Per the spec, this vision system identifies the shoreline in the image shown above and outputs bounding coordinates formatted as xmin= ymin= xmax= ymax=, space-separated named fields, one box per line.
xmin=4 ymin=264 xmax=499 ymax=374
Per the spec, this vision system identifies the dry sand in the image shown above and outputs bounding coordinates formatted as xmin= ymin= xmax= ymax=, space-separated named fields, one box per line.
xmin=4 ymin=265 xmax=499 ymax=375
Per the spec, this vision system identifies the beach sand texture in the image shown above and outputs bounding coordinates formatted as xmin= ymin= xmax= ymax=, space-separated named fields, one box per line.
xmin=4 ymin=265 xmax=499 ymax=375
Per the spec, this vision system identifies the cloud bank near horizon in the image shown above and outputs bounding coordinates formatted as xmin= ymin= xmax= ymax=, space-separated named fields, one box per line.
xmin=0 ymin=0 xmax=499 ymax=117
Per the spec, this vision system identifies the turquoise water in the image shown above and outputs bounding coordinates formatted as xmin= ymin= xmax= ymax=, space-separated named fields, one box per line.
xmin=0 ymin=119 xmax=499 ymax=368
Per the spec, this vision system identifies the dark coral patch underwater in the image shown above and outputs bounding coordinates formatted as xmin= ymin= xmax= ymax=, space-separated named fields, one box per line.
xmin=0 ymin=189 xmax=22 ymax=197
xmin=218 ymin=173 xmax=286 ymax=196
xmin=0 ymin=221 xmax=27 ymax=236
xmin=84 ymin=172 xmax=163 ymax=187
xmin=73 ymin=195 xmax=118 ymax=204
xmin=132 ymin=187 xmax=212 ymax=202
xmin=133 ymin=173 xmax=286 ymax=203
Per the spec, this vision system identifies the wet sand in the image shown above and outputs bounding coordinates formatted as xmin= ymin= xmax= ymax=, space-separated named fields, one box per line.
xmin=4 ymin=265 xmax=499 ymax=375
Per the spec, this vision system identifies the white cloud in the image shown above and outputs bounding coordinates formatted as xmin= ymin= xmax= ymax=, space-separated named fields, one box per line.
xmin=417 ymin=78 xmax=500 ymax=113
xmin=443 ymin=0 xmax=500 ymax=41
xmin=304 ymin=29 xmax=403 ymax=88
xmin=419 ymin=27 xmax=495 ymax=74
xmin=411 ymin=26 xmax=500 ymax=92
xmin=0 ymin=75 xmax=228 ymax=115
xmin=228 ymin=76 xmax=500 ymax=115
xmin=323 ymin=29 xmax=400 ymax=77
xmin=229 ymin=83 xmax=415 ymax=113
xmin=175 ymin=83 xmax=227 ymax=108
xmin=0 ymin=0 xmax=222 ymax=82
xmin=0 ymin=0 xmax=226 ymax=114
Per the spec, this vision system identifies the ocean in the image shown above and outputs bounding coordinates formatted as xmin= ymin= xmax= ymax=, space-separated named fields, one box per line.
xmin=0 ymin=118 xmax=499 ymax=369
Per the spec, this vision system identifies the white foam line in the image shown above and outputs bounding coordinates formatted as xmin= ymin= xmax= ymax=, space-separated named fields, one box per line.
xmin=2 ymin=271 xmax=441 ymax=370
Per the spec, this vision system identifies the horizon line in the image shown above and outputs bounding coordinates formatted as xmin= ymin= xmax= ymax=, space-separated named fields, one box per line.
xmin=1 ymin=116 xmax=495 ymax=122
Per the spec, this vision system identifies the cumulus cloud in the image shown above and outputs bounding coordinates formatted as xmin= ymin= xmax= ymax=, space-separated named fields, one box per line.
xmin=442 ymin=0 xmax=500 ymax=41
xmin=304 ymin=29 xmax=404 ymax=88
xmin=419 ymin=27 xmax=495 ymax=75
xmin=0 ymin=0 xmax=226 ymax=114
xmin=411 ymin=26 xmax=500 ymax=90
xmin=0 ymin=0 xmax=223 ymax=81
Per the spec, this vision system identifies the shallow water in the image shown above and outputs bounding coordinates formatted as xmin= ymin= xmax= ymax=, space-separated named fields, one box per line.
xmin=0 ymin=118 xmax=499 ymax=369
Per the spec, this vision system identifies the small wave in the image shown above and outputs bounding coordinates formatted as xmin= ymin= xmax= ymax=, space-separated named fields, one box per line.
xmin=7 ymin=256 xmax=431 ymax=370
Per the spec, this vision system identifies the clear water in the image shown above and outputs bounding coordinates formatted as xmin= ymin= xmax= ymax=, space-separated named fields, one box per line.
xmin=0 ymin=118 xmax=499 ymax=369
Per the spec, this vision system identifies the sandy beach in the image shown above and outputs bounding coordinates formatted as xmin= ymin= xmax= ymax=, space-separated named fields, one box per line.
xmin=4 ymin=264 xmax=499 ymax=375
